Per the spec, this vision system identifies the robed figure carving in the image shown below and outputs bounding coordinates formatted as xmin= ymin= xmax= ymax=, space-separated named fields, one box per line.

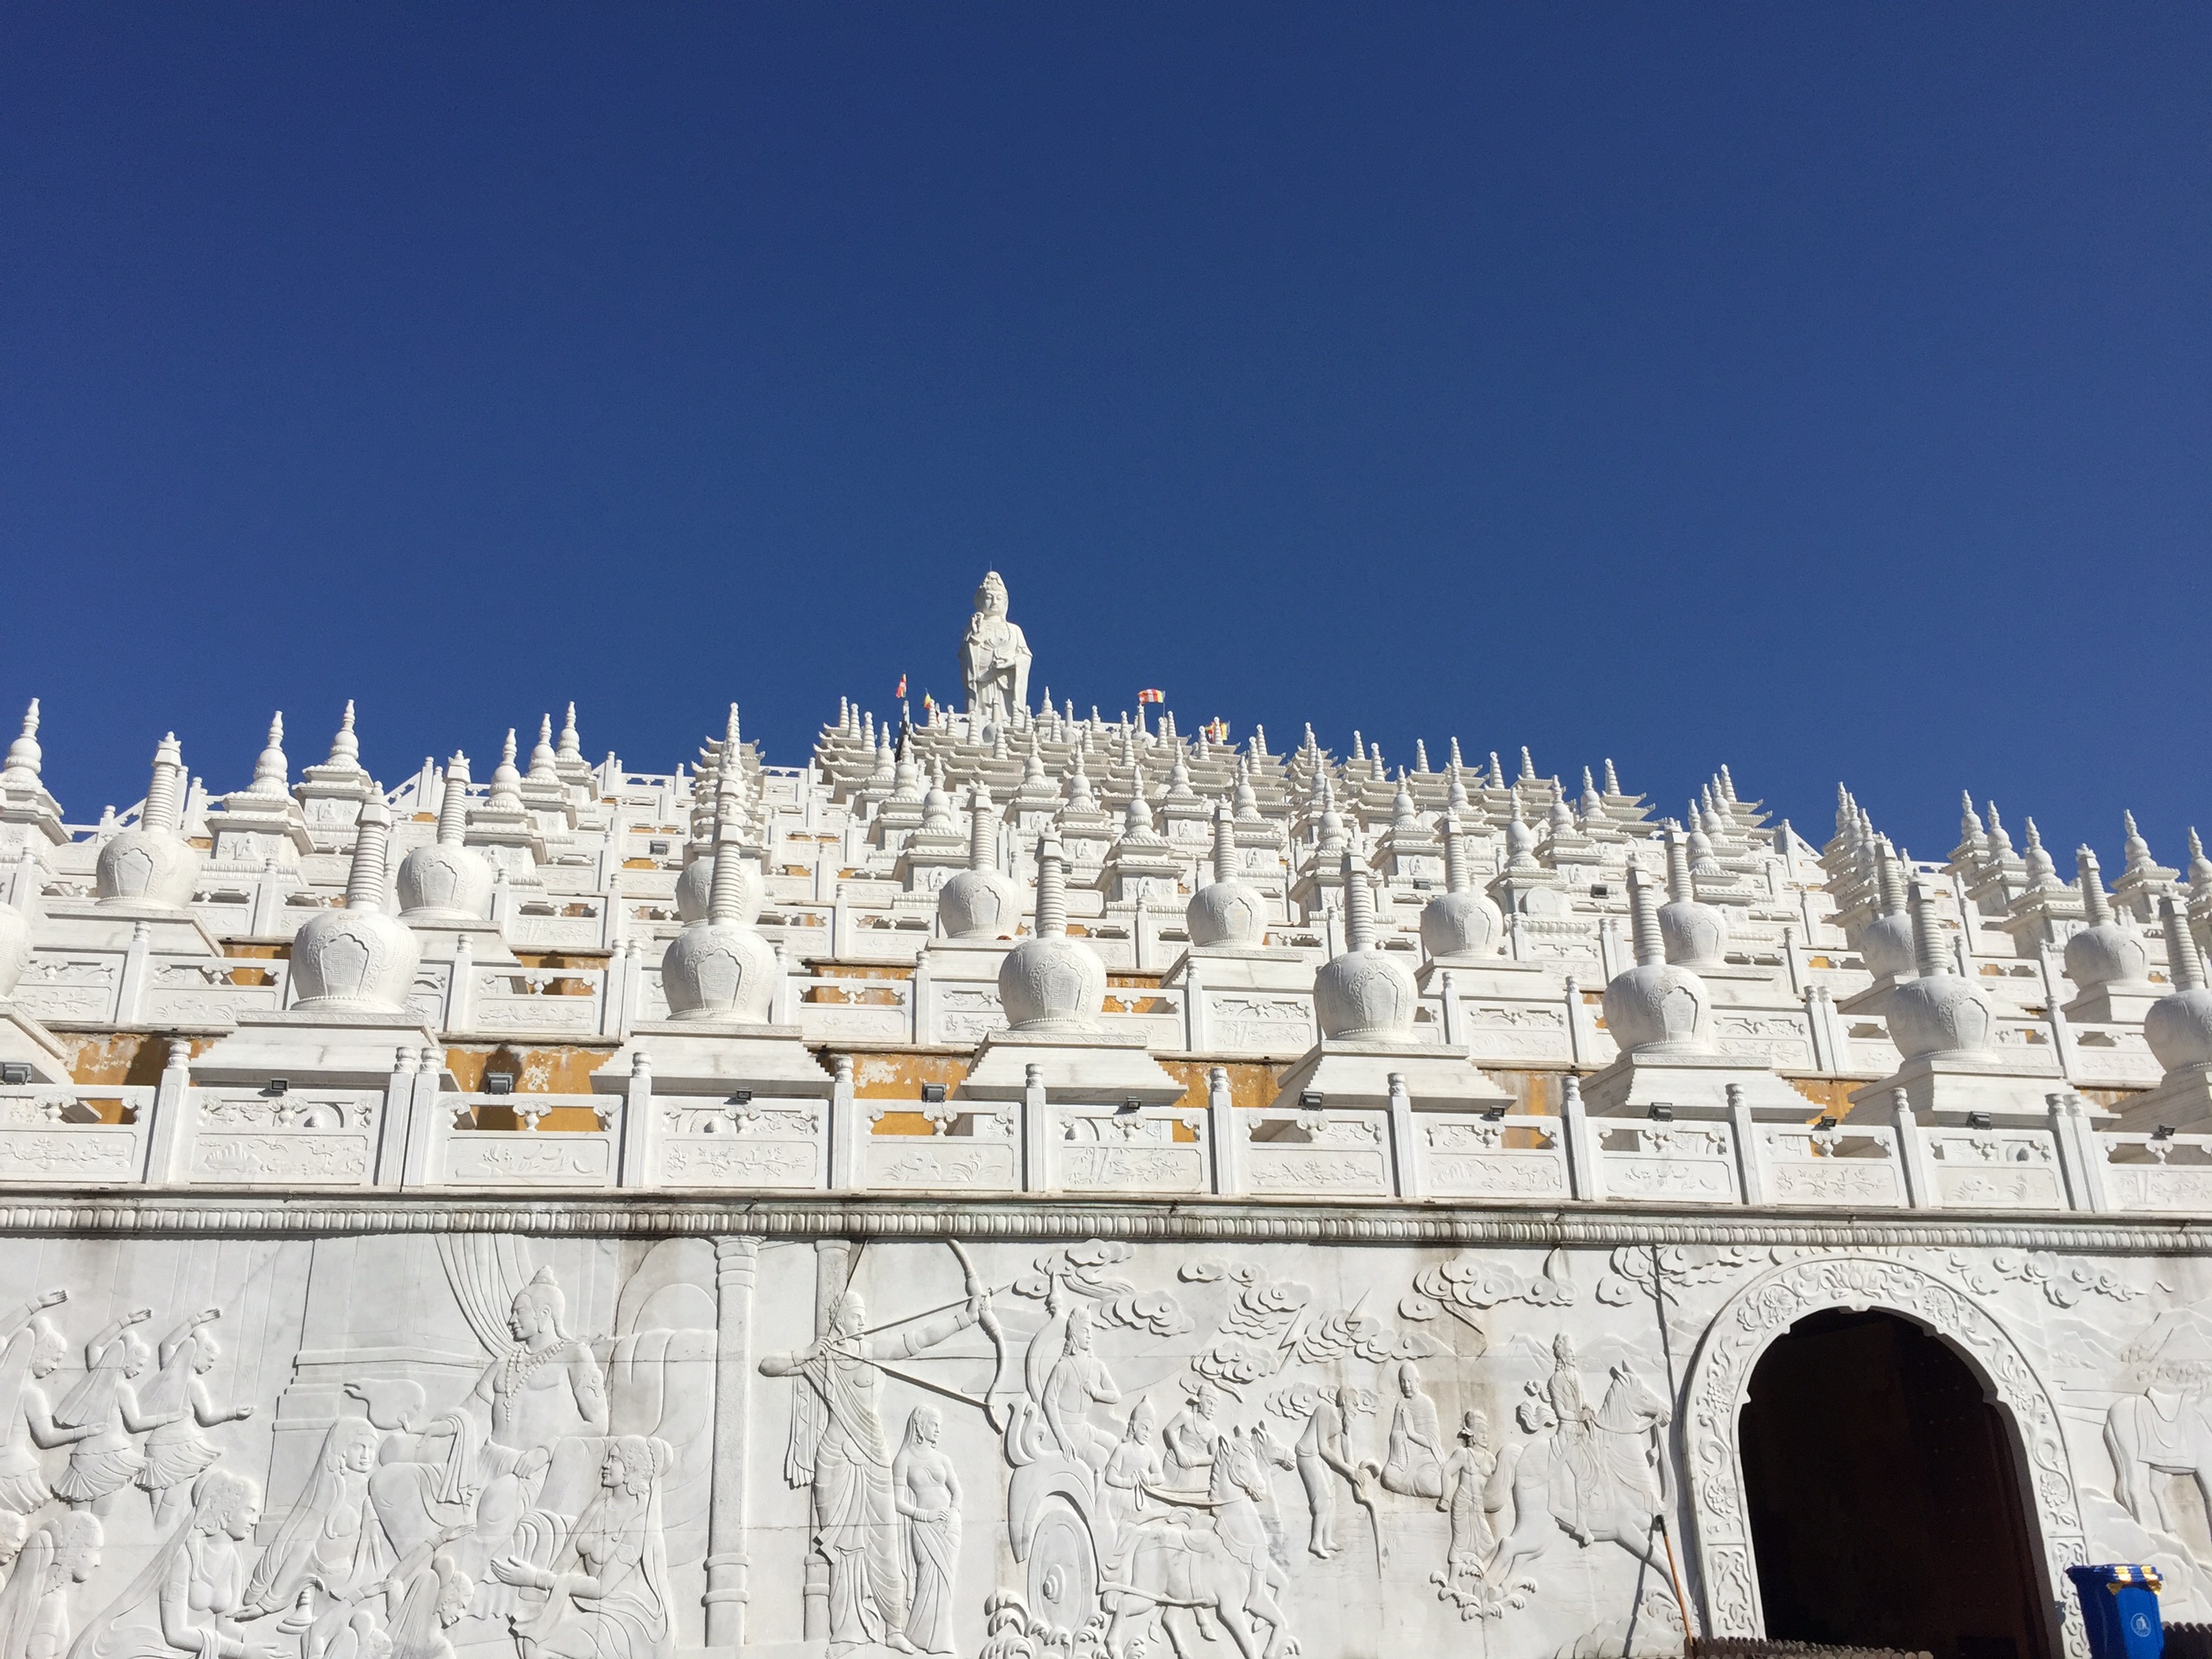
xmin=760 ymin=1288 xmax=982 ymax=1656
xmin=959 ymin=573 xmax=1030 ymax=730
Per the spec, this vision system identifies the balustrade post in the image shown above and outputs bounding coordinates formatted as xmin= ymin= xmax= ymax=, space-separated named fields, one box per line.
xmin=1727 ymin=1083 xmax=1766 ymax=1205
xmin=443 ymin=933 xmax=475 ymax=1033
xmin=116 ymin=920 xmax=151 ymax=1024
xmin=829 ymin=1055 xmax=863 ymax=1191
xmin=143 ymin=1037 xmax=194 ymax=1184
xmin=2048 ymin=1091 xmax=2107 ymax=1212
xmin=617 ymin=1052 xmax=654 ymax=1186
xmin=1206 ymin=1065 xmax=1243 ymax=1196
xmin=401 ymin=1044 xmax=445 ymax=1187
xmin=1561 ymin=1075 xmax=1602 ymax=1201
xmin=1892 ymin=1090 xmax=1937 ymax=1209
xmin=372 ymin=1046 xmax=417 ymax=1185
xmin=1387 ymin=1071 xmax=1425 ymax=1198
xmin=1021 ymin=1063 xmax=1050 ymax=1192
xmin=1438 ymin=969 xmax=1465 ymax=1050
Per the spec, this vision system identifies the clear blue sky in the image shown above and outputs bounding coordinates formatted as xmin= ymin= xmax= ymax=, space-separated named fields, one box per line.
xmin=4 ymin=7 xmax=2207 ymax=870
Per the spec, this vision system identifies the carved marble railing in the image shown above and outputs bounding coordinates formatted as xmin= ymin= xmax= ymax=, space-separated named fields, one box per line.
xmin=0 ymin=1083 xmax=153 ymax=1184
xmin=8 ymin=1064 xmax=2207 ymax=1218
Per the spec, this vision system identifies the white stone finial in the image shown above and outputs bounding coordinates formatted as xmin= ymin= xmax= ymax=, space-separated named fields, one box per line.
xmin=998 ymin=836 xmax=1105 ymax=1030
xmin=145 ymin=734 xmax=185 ymax=836
xmin=2078 ymin=848 xmax=2113 ymax=927
xmin=1488 ymin=752 xmax=1506 ymax=790
xmin=1518 ymin=747 xmax=1536 ymax=784
xmin=1603 ymin=759 xmax=1621 ymax=795
xmin=435 ymin=753 xmax=472 ymax=845
xmin=1187 ymin=804 xmax=1266 ymax=949
xmin=1626 ymin=859 xmax=1665 ymax=969
xmin=529 ymin=715 xmax=558 ymax=782
xmin=1250 ymin=724 xmax=1268 ymax=758
xmin=1414 ymin=740 xmax=1431 ymax=774
xmin=325 ymin=702 xmax=361 ymax=770
xmin=557 ymin=702 xmax=583 ymax=763
xmin=489 ymin=729 xmax=524 ymax=810
xmin=1985 ymin=802 xmax=2014 ymax=861
xmin=2021 ymin=817 xmax=2056 ymax=889
xmin=250 ymin=713 xmax=289 ymax=798
xmin=1034 ymin=836 xmax=1069 ymax=938
xmin=2123 ymin=810 xmax=2156 ymax=877
xmin=343 ymin=798 xmax=392 ymax=912
xmin=1 ymin=700 xmax=41 ymax=785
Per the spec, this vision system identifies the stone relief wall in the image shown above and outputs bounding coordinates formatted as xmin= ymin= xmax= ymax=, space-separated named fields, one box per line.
xmin=6 ymin=1217 xmax=2212 ymax=1659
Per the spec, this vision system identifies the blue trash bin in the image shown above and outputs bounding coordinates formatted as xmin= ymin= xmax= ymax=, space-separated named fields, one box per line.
xmin=2067 ymin=1562 xmax=2164 ymax=1659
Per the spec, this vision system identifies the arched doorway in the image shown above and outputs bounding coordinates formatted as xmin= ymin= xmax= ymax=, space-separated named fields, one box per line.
xmin=1738 ymin=1307 xmax=2052 ymax=1659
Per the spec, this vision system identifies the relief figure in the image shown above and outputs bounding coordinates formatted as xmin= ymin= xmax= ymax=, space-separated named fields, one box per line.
xmin=494 ymin=1436 xmax=672 ymax=1659
xmin=891 ymin=1408 xmax=961 ymax=1658
xmin=244 ymin=1419 xmax=386 ymax=1654
xmin=1372 ymin=1363 xmax=1444 ymax=1500
xmin=51 ymin=1313 xmax=155 ymax=1516
xmin=0 ymin=1295 xmax=94 ymax=1516
xmin=760 ymin=1286 xmax=983 ymax=1655
xmin=69 ymin=1467 xmax=264 ymax=1659
xmin=134 ymin=1313 xmax=254 ymax=1528
xmin=0 ymin=1513 xmax=104 ymax=1659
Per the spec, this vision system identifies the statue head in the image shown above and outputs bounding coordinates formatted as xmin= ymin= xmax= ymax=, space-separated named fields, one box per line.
xmin=52 ymin=1512 xmax=103 ymax=1583
xmin=315 ymin=1419 xmax=380 ymax=1481
xmin=431 ymin=1555 xmax=474 ymax=1628
xmin=0 ymin=1512 xmax=26 ymax=1571
xmin=974 ymin=571 xmax=1009 ymax=618
xmin=1193 ymin=1384 xmax=1217 ymax=1420
xmin=194 ymin=1468 xmax=262 ymax=1541
xmin=28 ymin=1316 xmax=63 ymax=1377
xmin=1458 ymin=1408 xmax=1488 ymax=1447
xmin=830 ymin=1290 xmax=866 ymax=1338
xmin=1126 ymin=1397 xmax=1154 ymax=1441
xmin=1552 ymin=1332 xmax=1577 ymax=1365
xmin=192 ymin=1331 xmax=221 ymax=1374
xmin=122 ymin=1330 xmax=152 ymax=1379
xmin=601 ymin=1433 xmax=670 ymax=1496
xmin=508 ymin=1267 xmax=567 ymax=1344
xmin=1397 ymin=1360 xmax=1422 ymax=1397
xmin=905 ymin=1405 xmax=943 ymax=1450
xmin=1064 ymin=1304 xmax=1093 ymax=1356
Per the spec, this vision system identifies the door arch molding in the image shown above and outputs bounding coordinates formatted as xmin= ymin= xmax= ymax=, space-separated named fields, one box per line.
xmin=1679 ymin=1253 xmax=2087 ymax=1655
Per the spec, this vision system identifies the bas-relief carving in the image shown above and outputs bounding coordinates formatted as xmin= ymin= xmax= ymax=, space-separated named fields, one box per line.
xmin=1 ymin=1226 xmax=2207 ymax=1659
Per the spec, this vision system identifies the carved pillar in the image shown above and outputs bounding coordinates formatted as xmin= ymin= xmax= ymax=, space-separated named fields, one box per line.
xmin=401 ymin=1043 xmax=444 ymax=1186
xmin=1560 ymin=1074 xmax=1602 ymax=1201
xmin=803 ymin=1239 xmax=851 ymax=1641
xmin=705 ymin=1236 xmax=760 ymax=1649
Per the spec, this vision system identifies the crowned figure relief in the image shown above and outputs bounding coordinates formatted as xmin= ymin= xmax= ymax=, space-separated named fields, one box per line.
xmin=958 ymin=573 xmax=1030 ymax=732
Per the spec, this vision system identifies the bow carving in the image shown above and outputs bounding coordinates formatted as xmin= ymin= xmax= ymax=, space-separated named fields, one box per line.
xmin=948 ymin=1237 xmax=1015 ymax=1432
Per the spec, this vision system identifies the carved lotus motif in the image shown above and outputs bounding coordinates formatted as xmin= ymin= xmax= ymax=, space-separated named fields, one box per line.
xmin=1885 ymin=971 xmax=1995 ymax=1060
xmin=675 ymin=853 xmax=766 ymax=926
xmin=1185 ymin=878 xmax=1266 ymax=949
xmin=397 ymin=842 xmax=493 ymax=920
xmin=1859 ymin=912 xmax=1916 ymax=981
xmin=1658 ymin=898 xmax=1729 ymax=971
xmin=662 ymin=920 xmax=778 ymax=1022
xmin=998 ymin=935 xmax=1105 ymax=1031
xmin=291 ymin=909 xmax=421 ymax=1012
xmin=1602 ymin=962 xmax=1713 ymax=1052
xmin=2064 ymin=919 xmax=2149 ymax=993
xmin=938 ymin=868 xmax=1020 ymax=941
xmin=1419 ymin=889 xmax=1502 ymax=960
xmin=2145 ymin=987 xmax=2212 ymax=1071
xmin=94 ymin=830 xmax=198 ymax=910
xmin=0 ymin=901 xmax=27 ymax=999
xmin=1314 ymin=948 xmax=1417 ymax=1041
